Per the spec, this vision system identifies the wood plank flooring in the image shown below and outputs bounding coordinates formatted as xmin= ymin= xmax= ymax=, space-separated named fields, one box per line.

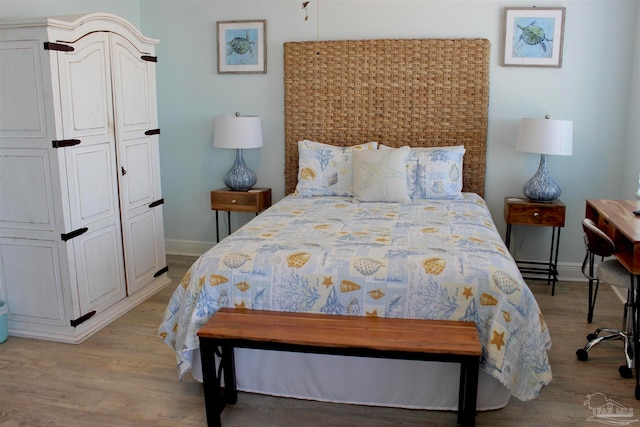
xmin=1 ymin=254 xmax=638 ymax=426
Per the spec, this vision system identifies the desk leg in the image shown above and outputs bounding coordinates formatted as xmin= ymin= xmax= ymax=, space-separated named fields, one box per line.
xmin=587 ymin=253 xmax=596 ymax=323
xmin=505 ymin=224 xmax=512 ymax=250
xmin=634 ymin=274 xmax=640 ymax=400
xmin=227 ymin=211 xmax=231 ymax=237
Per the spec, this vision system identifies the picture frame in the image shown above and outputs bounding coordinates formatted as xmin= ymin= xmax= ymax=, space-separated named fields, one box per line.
xmin=502 ymin=7 xmax=565 ymax=68
xmin=217 ymin=20 xmax=267 ymax=74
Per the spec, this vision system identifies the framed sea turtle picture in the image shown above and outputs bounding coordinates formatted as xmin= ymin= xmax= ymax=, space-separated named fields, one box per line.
xmin=502 ymin=7 xmax=565 ymax=68
xmin=217 ymin=20 xmax=267 ymax=73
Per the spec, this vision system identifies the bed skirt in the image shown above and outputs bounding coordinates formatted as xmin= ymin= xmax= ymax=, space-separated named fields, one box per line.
xmin=190 ymin=348 xmax=510 ymax=411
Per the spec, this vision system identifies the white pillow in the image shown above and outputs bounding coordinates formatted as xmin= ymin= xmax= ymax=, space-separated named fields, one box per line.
xmin=295 ymin=140 xmax=378 ymax=197
xmin=352 ymin=146 xmax=411 ymax=203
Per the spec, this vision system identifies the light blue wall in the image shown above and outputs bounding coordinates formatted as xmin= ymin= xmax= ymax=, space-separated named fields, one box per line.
xmin=0 ymin=0 xmax=141 ymax=25
xmin=624 ymin=4 xmax=640 ymax=199
xmin=141 ymin=0 xmax=640 ymax=279
xmin=2 ymin=0 xmax=638 ymax=278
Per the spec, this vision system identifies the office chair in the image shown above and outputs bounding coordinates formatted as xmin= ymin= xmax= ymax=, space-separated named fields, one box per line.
xmin=576 ymin=218 xmax=635 ymax=378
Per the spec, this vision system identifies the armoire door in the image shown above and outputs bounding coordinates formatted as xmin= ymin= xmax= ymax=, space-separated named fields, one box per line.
xmin=110 ymin=33 xmax=166 ymax=294
xmin=56 ymin=31 xmax=127 ymax=316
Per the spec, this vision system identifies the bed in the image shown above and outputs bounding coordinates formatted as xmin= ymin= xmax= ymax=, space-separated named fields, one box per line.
xmin=159 ymin=39 xmax=552 ymax=411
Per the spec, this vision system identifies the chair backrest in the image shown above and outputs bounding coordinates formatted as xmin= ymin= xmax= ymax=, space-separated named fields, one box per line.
xmin=582 ymin=218 xmax=616 ymax=257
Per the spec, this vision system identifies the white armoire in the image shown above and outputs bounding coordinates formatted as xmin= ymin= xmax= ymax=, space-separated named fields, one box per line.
xmin=0 ymin=13 xmax=170 ymax=343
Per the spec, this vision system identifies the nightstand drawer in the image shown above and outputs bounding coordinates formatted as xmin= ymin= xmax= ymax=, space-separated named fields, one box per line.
xmin=211 ymin=188 xmax=271 ymax=213
xmin=504 ymin=198 xmax=566 ymax=227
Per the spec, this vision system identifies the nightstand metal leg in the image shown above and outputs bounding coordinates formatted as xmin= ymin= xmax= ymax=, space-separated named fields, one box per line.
xmin=215 ymin=210 xmax=220 ymax=243
xmin=550 ymin=227 xmax=561 ymax=295
xmin=214 ymin=211 xmax=234 ymax=242
xmin=505 ymin=223 xmax=561 ymax=295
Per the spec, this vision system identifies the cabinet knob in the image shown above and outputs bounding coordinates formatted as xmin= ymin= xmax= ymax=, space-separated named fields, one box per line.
xmin=231 ymin=199 xmax=237 ymax=204
xmin=533 ymin=212 xmax=539 ymax=217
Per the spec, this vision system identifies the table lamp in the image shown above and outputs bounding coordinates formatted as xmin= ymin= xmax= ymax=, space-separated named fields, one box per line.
xmin=516 ymin=115 xmax=573 ymax=202
xmin=213 ymin=112 xmax=263 ymax=191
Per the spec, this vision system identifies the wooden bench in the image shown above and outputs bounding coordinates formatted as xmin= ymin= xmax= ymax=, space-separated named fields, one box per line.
xmin=197 ymin=308 xmax=482 ymax=427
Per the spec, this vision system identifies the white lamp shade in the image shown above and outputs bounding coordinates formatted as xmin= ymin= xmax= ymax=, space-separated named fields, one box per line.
xmin=516 ymin=117 xmax=573 ymax=156
xmin=213 ymin=115 xmax=264 ymax=149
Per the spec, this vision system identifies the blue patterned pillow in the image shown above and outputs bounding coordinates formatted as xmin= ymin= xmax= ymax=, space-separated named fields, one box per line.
xmin=295 ymin=140 xmax=379 ymax=197
xmin=406 ymin=146 xmax=465 ymax=199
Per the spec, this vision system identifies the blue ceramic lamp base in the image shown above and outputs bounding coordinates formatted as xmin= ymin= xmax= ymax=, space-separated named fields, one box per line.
xmin=224 ymin=148 xmax=257 ymax=191
xmin=522 ymin=154 xmax=561 ymax=202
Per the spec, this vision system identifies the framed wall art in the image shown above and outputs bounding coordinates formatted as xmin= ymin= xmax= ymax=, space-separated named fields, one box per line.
xmin=217 ymin=19 xmax=267 ymax=74
xmin=502 ymin=7 xmax=565 ymax=68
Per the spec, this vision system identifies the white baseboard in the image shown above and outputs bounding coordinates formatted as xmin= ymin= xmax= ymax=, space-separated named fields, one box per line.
xmin=556 ymin=262 xmax=586 ymax=283
xmin=165 ymin=238 xmax=214 ymax=257
xmin=164 ymin=239 xmax=587 ymax=282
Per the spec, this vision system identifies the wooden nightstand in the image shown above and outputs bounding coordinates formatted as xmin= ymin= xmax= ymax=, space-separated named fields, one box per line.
xmin=211 ymin=188 xmax=272 ymax=242
xmin=504 ymin=197 xmax=566 ymax=295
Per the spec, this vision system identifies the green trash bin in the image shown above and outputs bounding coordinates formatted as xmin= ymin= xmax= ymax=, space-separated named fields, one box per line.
xmin=0 ymin=300 xmax=8 ymax=343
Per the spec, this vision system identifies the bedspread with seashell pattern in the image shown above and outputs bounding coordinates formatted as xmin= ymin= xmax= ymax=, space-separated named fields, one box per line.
xmin=159 ymin=193 xmax=551 ymax=401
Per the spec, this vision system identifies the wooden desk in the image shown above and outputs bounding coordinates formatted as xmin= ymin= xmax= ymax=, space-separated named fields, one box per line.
xmin=585 ymin=199 xmax=640 ymax=274
xmin=585 ymin=199 xmax=640 ymax=399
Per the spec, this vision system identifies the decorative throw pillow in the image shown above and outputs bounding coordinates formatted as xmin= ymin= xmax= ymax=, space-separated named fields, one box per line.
xmin=406 ymin=146 xmax=465 ymax=199
xmin=295 ymin=140 xmax=378 ymax=197
xmin=352 ymin=146 xmax=411 ymax=203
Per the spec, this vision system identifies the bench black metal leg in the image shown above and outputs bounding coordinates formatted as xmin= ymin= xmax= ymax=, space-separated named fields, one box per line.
xmin=199 ymin=338 xmax=224 ymax=427
xmin=221 ymin=344 xmax=238 ymax=404
xmin=457 ymin=358 xmax=479 ymax=427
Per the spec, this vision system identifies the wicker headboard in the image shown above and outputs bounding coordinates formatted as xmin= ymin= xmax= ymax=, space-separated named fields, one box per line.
xmin=283 ymin=39 xmax=490 ymax=198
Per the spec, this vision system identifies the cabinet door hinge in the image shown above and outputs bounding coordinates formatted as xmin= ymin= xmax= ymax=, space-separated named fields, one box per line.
xmin=61 ymin=227 xmax=88 ymax=241
xmin=44 ymin=42 xmax=74 ymax=52
xmin=144 ymin=129 xmax=160 ymax=136
xmin=141 ymin=55 xmax=157 ymax=62
xmin=149 ymin=198 xmax=164 ymax=208
xmin=52 ymin=139 xmax=81 ymax=148
xmin=154 ymin=266 xmax=169 ymax=277
xmin=70 ymin=311 xmax=96 ymax=327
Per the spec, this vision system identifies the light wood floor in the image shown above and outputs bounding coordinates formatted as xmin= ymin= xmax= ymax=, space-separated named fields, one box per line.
xmin=1 ymin=254 xmax=638 ymax=426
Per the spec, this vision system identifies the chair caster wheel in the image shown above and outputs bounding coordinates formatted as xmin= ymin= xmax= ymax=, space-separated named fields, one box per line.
xmin=619 ymin=365 xmax=633 ymax=378
xmin=576 ymin=348 xmax=589 ymax=361
xmin=587 ymin=333 xmax=598 ymax=341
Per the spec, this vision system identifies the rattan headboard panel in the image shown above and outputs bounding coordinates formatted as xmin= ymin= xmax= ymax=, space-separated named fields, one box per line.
xmin=283 ymin=39 xmax=490 ymax=198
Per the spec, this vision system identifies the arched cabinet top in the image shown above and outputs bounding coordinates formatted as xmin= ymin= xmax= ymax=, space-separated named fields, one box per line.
xmin=0 ymin=12 xmax=158 ymax=50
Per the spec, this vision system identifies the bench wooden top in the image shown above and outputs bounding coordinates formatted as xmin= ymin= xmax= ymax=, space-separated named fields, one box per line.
xmin=198 ymin=308 xmax=481 ymax=357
